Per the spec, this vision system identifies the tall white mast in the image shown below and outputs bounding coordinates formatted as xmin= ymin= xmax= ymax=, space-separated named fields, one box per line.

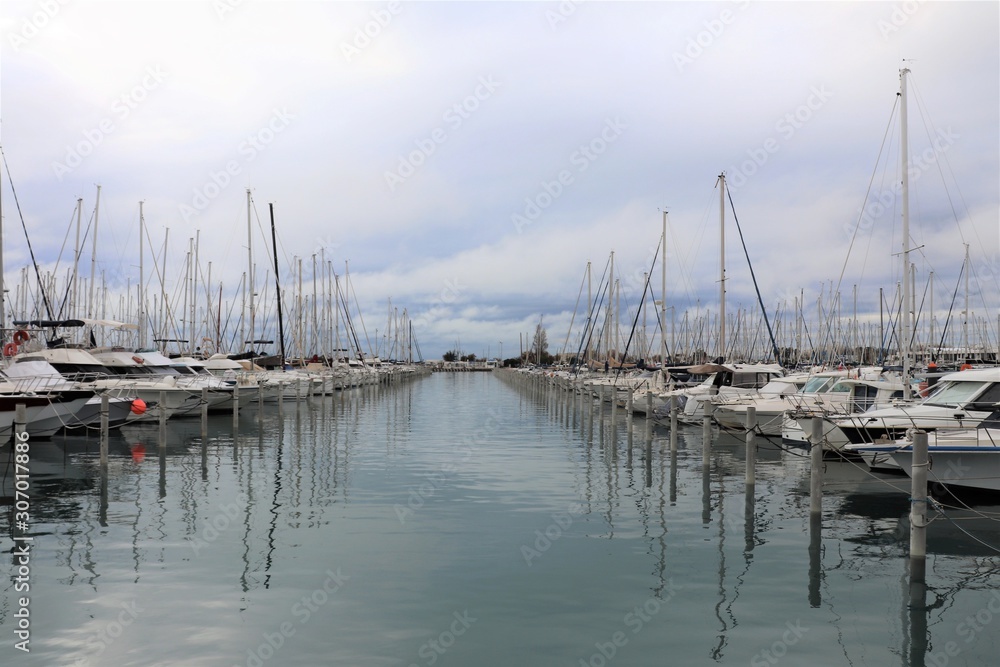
xmin=72 ymin=197 xmax=82 ymax=316
xmin=717 ymin=173 xmax=726 ymax=361
xmin=661 ymin=211 xmax=667 ymax=369
xmin=900 ymin=67 xmax=912 ymax=399
xmin=246 ymin=188 xmax=254 ymax=351
xmin=88 ymin=184 xmax=101 ymax=318
xmin=138 ymin=201 xmax=146 ymax=347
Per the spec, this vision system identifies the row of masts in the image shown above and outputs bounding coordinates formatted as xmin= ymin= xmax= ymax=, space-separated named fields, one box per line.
xmin=3 ymin=187 xmax=419 ymax=364
xmin=562 ymin=253 xmax=995 ymax=368
xmin=563 ymin=69 xmax=996 ymax=372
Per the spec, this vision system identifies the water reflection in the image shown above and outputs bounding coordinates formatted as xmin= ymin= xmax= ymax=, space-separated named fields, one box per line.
xmin=4 ymin=374 xmax=1000 ymax=666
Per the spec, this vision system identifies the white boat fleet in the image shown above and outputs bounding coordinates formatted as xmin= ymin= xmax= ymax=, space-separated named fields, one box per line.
xmin=0 ymin=327 xmax=424 ymax=439
xmin=508 ymin=361 xmax=1000 ymax=495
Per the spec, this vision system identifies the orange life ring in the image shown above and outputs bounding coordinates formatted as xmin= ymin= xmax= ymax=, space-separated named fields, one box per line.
xmin=12 ymin=330 xmax=29 ymax=345
xmin=3 ymin=342 xmax=18 ymax=357
xmin=960 ymin=363 xmax=972 ymax=371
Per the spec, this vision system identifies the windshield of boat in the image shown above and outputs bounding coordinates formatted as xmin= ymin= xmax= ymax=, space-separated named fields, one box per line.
xmin=731 ymin=372 xmax=780 ymax=389
xmin=801 ymin=377 xmax=836 ymax=393
xmin=922 ymin=380 xmax=990 ymax=408
xmin=827 ymin=381 xmax=853 ymax=394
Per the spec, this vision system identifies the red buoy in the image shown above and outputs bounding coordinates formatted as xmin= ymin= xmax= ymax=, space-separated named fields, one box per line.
xmin=131 ymin=398 xmax=147 ymax=415
xmin=130 ymin=444 xmax=146 ymax=463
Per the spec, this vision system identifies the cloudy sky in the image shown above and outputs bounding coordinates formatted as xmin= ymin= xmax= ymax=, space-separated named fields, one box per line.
xmin=1 ymin=0 xmax=997 ymax=361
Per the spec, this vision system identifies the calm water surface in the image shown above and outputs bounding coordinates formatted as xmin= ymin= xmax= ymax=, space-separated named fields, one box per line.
xmin=2 ymin=372 xmax=999 ymax=666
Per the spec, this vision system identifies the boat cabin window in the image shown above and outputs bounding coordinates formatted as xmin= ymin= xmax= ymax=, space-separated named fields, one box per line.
xmin=801 ymin=377 xmax=835 ymax=394
xmin=966 ymin=383 xmax=1000 ymax=411
xmin=49 ymin=363 xmax=111 ymax=383
xmin=105 ymin=365 xmax=156 ymax=377
xmin=923 ymin=380 xmax=989 ymax=408
xmin=731 ymin=372 xmax=778 ymax=389
xmin=851 ymin=384 xmax=879 ymax=413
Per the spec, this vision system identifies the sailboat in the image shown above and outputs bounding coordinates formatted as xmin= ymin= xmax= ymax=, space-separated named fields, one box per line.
xmin=823 ymin=68 xmax=1000 ymax=452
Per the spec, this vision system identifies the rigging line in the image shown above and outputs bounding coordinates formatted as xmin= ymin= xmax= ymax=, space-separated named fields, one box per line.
xmin=614 ymin=236 xmax=662 ymax=384
xmin=934 ymin=256 xmax=965 ymax=360
xmin=909 ymin=271 xmax=932 ymax=351
xmin=832 ymin=95 xmax=900 ymax=307
xmin=53 ymin=202 xmax=84 ymax=319
xmin=560 ymin=264 xmax=591 ymax=358
xmin=910 ymin=76 xmax=994 ymax=270
xmin=1 ymin=146 xmax=55 ymax=320
xmin=929 ymin=500 xmax=1000 ymax=555
xmin=725 ymin=186 xmax=780 ymax=363
xmin=572 ymin=254 xmax=612 ymax=374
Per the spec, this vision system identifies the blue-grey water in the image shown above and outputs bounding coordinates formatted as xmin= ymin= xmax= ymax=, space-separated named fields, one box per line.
xmin=2 ymin=371 xmax=999 ymax=666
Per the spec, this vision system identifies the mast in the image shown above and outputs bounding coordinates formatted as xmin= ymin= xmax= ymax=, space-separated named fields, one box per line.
xmin=246 ymin=188 xmax=254 ymax=352
xmin=962 ymin=243 xmax=970 ymax=355
xmin=928 ymin=271 xmax=934 ymax=361
xmin=661 ymin=211 xmax=667 ymax=369
xmin=717 ymin=173 xmax=726 ymax=361
xmin=72 ymin=197 xmax=82 ymax=316
xmin=192 ymin=230 xmax=199 ymax=354
xmin=900 ymin=67 xmax=912 ymax=399
xmin=269 ymin=203 xmax=287 ymax=365
xmin=0 ymin=155 xmax=4 ymax=332
xmin=138 ymin=201 xmax=146 ymax=347
xmin=88 ymin=184 xmax=101 ymax=318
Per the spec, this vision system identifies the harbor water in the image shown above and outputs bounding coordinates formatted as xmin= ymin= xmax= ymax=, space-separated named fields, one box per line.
xmin=2 ymin=371 xmax=999 ymax=666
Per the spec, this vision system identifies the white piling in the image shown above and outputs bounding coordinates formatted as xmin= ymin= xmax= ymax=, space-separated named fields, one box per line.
xmin=810 ymin=417 xmax=823 ymax=515
xmin=745 ymin=406 xmax=756 ymax=488
xmin=909 ymin=430 xmax=928 ymax=574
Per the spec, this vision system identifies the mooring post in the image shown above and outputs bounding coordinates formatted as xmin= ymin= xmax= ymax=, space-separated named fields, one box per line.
xmin=669 ymin=394 xmax=678 ymax=452
xmin=626 ymin=387 xmax=634 ymax=436
xmin=645 ymin=390 xmax=653 ymax=441
xmin=702 ymin=401 xmax=712 ymax=464
xmin=810 ymin=417 xmax=823 ymax=515
xmin=233 ymin=383 xmax=240 ymax=430
xmin=99 ymin=395 xmax=109 ymax=467
xmin=158 ymin=390 xmax=167 ymax=448
xmin=909 ymin=430 xmax=928 ymax=577
xmin=201 ymin=387 xmax=209 ymax=442
xmin=745 ymin=406 xmax=756 ymax=488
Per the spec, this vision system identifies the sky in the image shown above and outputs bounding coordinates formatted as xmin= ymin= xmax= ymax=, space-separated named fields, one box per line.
xmin=1 ymin=0 xmax=997 ymax=362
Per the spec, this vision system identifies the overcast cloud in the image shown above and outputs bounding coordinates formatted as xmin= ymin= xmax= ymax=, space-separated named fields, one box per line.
xmin=1 ymin=1 xmax=997 ymax=360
